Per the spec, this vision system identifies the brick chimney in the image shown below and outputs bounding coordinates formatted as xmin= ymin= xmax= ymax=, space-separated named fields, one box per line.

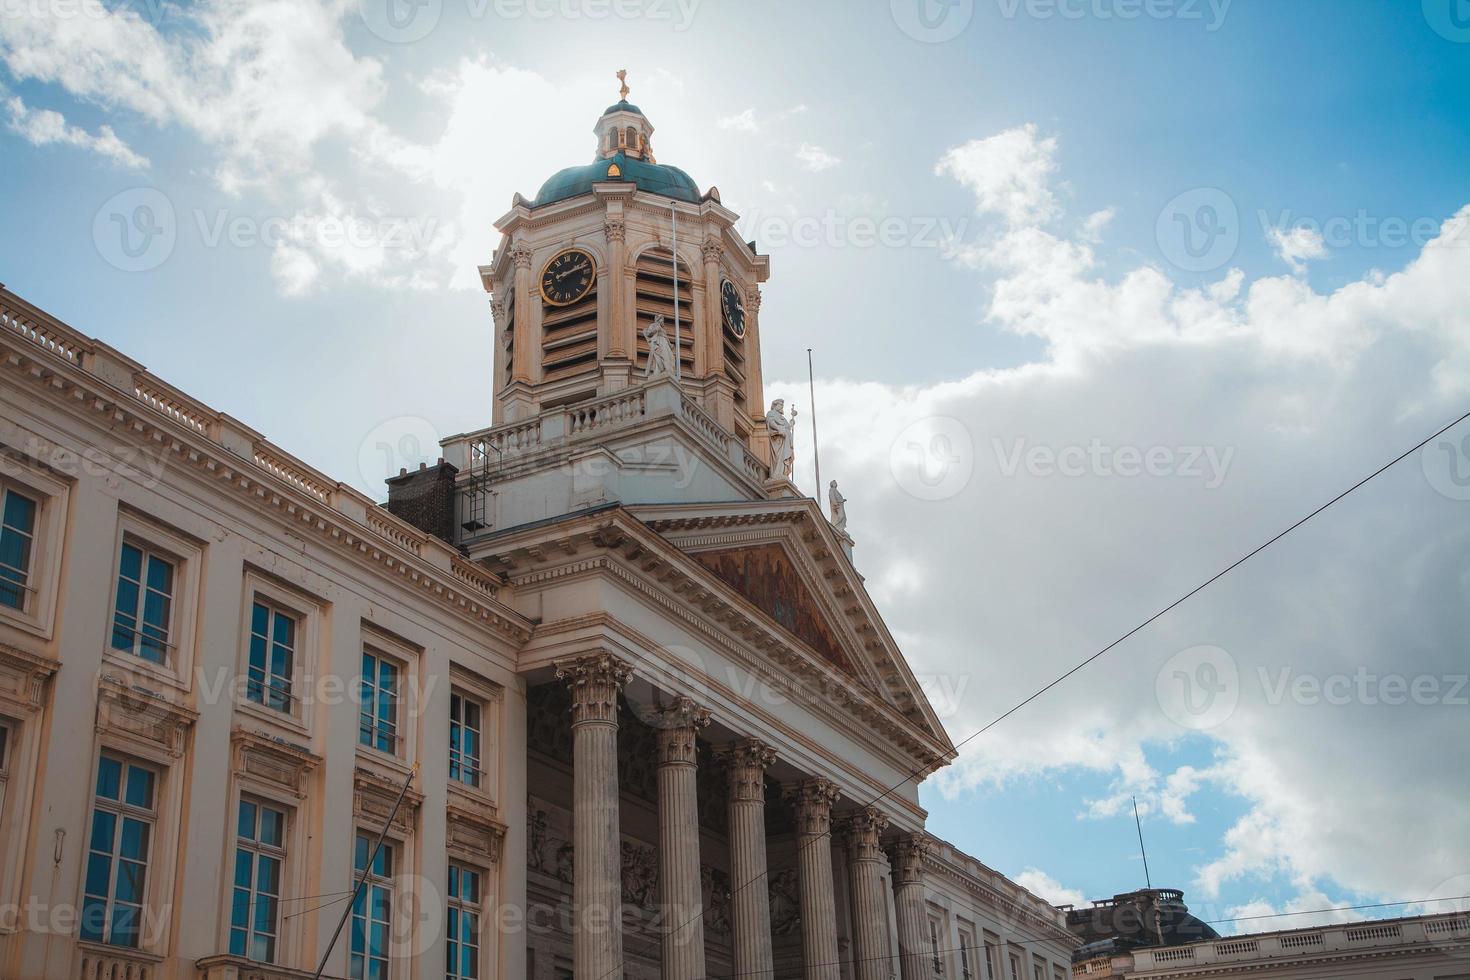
xmin=385 ymin=459 xmax=459 ymax=545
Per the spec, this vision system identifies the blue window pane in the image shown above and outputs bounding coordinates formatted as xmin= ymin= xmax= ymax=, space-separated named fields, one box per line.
xmin=114 ymin=860 xmax=145 ymax=903
xmin=273 ymin=612 xmax=294 ymax=646
xmin=229 ymin=926 xmax=247 ymax=956
xmin=89 ymin=809 xmax=117 ymax=852
xmin=124 ymin=766 xmax=154 ymax=809
xmin=256 ymin=855 xmax=280 ymax=894
xmin=119 ymin=818 xmax=149 ymax=861
xmin=231 ymin=885 xmax=251 ymax=928
xmin=2 ymin=491 xmax=35 ymax=531
xmin=251 ymin=931 xmax=274 ymax=963
xmin=259 ymin=807 xmax=283 ymax=847
xmin=238 ymin=800 xmax=257 ymax=841
xmin=118 ymin=543 xmax=142 ymax=581
xmin=110 ymin=903 xmax=139 ymax=947
xmin=251 ymin=601 xmax=269 ymax=636
xmin=354 ymin=835 xmax=369 ymax=873
xmin=84 ymin=852 xmax=112 ymax=898
xmin=447 ymin=866 xmax=458 ymax=897
xmin=95 ymin=758 xmax=122 ymax=800
xmin=79 ymin=896 xmax=108 ymax=942
xmin=234 ymin=850 xmax=254 ymax=889
xmin=145 ymin=555 xmax=173 ymax=593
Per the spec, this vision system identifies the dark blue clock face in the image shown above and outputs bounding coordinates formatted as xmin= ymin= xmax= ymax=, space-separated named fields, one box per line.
xmin=721 ymin=279 xmax=746 ymax=338
xmin=540 ymin=248 xmax=595 ymax=306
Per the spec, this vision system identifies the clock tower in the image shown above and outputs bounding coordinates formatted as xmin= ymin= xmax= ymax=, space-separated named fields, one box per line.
xmin=439 ymin=76 xmax=790 ymax=535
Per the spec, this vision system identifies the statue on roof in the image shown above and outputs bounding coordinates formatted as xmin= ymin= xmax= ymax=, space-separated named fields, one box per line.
xmin=766 ymin=399 xmax=796 ymax=481
xmin=829 ymin=480 xmax=847 ymax=531
xmin=643 ymin=315 xmax=677 ymax=379
xmin=617 ymin=68 xmax=630 ymax=102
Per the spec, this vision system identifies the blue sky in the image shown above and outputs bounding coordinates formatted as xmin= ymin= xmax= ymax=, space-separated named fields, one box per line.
xmin=4 ymin=0 xmax=1470 ymax=933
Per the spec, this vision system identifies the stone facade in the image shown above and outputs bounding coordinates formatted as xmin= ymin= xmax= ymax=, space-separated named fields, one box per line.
xmin=0 ymin=90 xmax=1082 ymax=980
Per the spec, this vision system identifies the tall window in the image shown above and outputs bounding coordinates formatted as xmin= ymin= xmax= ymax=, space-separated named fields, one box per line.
xmin=82 ymin=755 xmax=156 ymax=948
xmin=0 ymin=720 xmax=10 ymax=814
xmin=350 ymin=834 xmax=394 ymax=980
xmin=111 ymin=541 xmax=175 ymax=664
xmin=983 ymin=943 xmax=997 ymax=980
xmin=0 ymin=488 xmax=37 ymax=611
xmin=959 ymin=934 xmax=974 ymax=980
xmin=449 ymin=692 xmax=482 ymax=788
xmin=446 ymin=863 xmax=482 ymax=980
xmin=931 ymin=918 xmax=945 ymax=974
xmin=247 ymin=601 xmax=296 ymax=712
xmin=230 ymin=798 xmax=285 ymax=963
xmin=358 ymin=652 xmax=400 ymax=753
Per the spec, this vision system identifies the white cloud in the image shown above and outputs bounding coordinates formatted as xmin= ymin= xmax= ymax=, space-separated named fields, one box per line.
xmin=719 ymin=107 xmax=759 ymax=132
xmin=1268 ymin=225 xmax=1328 ymax=275
xmin=769 ymin=126 xmax=1470 ymax=914
xmin=1015 ymin=868 xmax=1088 ymax=908
xmin=935 ymin=123 xmax=1061 ymax=227
xmin=796 ymin=142 xmax=841 ymax=172
xmin=4 ymin=94 xmax=148 ymax=169
xmin=1081 ymin=207 xmax=1117 ymax=244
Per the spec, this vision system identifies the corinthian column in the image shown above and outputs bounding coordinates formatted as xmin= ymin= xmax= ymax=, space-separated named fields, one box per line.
xmin=654 ymin=697 xmax=711 ymax=980
xmin=791 ymin=778 xmax=842 ymax=980
xmin=554 ymin=654 xmax=633 ymax=980
xmin=721 ymin=738 xmax=777 ymax=978
xmin=887 ymin=834 xmax=934 ymax=980
xmin=843 ymin=807 xmax=891 ymax=980
xmin=510 ymin=242 xmax=534 ymax=385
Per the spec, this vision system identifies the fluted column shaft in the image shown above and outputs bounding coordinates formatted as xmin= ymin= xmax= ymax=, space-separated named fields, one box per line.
xmin=723 ymin=738 xmax=777 ymax=978
xmin=792 ymin=779 xmax=842 ymax=980
xmin=555 ymin=654 xmax=632 ymax=980
xmin=510 ymin=242 xmax=534 ymax=384
xmin=844 ymin=808 xmax=891 ymax=980
xmin=888 ymin=835 xmax=933 ymax=980
xmin=604 ymin=218 xmax=628 ymax=359
xmin=655 ymin=699 xmax=711 ymax=980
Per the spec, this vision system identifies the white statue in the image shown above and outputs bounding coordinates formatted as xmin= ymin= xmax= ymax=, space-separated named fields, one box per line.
xmin=766 ymin=398 xmax=796 ymax=480
xmin=643 ymin=315 xmax=677 ymax=379
xmin=828 ymin=480 xmax=847 ymax=531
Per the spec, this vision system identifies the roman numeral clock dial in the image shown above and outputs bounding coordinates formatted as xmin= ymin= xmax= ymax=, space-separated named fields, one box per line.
xmin=539 ymin=248 xmax=596 ymax=306
xmin=721 ymin=278 xmax=746 ymax=338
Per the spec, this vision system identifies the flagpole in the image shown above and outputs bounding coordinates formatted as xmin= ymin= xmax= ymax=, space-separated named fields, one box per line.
xmin=671 ymin=198 xmax=681 ymax=382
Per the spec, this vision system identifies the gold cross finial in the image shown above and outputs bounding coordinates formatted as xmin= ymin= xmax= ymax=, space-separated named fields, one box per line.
xmin=617 ymin=68 xmax=630 ymax=101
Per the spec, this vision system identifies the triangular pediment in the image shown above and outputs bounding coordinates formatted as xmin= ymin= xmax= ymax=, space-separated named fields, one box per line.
xmin=691 ymin=543 xmax=857 ymax=676
xmin=629 ymin=499 xmax=958 ymax=760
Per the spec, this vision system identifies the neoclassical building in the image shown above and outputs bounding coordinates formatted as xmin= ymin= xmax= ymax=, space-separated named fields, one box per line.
xmin=0 ymin=87 xmax=1080 ymax=979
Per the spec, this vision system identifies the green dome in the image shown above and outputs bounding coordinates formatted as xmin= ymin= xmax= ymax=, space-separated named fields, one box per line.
xmin=602 ymin=99 xmax=644 ymax=116
xmin=533 ymin=152 xmax=701 ymax=207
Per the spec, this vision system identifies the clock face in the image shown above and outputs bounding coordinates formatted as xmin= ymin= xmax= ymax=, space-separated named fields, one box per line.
xmin=720 ymin=278 xmax=746 ymax=338
xmin=540 ymin=248 xmax=596 ymax=306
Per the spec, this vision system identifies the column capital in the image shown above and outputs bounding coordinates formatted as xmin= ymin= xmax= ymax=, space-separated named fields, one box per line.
xmin=885 ymin=833 xmax=933 ymax=885
xmin=789 ymin=777 xmax=841 ymax=836
xmin=841 ymin=807 xmax=890 ymax=862
xmin=604 ymin=218 xmax=626 ymax=243
xmin=510 ymin=241 xmax=535 ymax=269
xmin=653 ymin=696 xmax=711 ymax=766
xmin=702 ymin=237 xmax=724 ymax=264
xmin=718 ymin=738 xmax=776 ymax=803
xmin=554 ymin=653 xmax=633 ymax=726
